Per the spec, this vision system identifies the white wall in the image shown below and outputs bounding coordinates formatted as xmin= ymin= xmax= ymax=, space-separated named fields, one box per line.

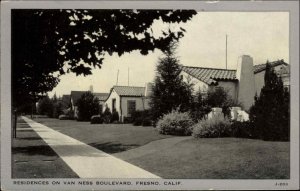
xmin=180 ymin=71 xmax=209 ymax=94
xmin=104 ymin=90 xmax=121 ymax=115
xmin=216 ymin=81 xmax=238 ymax=102
xmin=120 ymin=97 xmax=147 ymax=121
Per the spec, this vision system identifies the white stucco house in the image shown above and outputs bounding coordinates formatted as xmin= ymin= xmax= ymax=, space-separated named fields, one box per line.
xmin=180 ymin=55 xmax=289 ymax=111
xmin=104 ymin=83 xmax=152 ymax=122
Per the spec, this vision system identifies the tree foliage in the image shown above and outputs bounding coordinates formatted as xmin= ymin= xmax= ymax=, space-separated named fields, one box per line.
xmin=37 ymin=95 xmax=54 ymax=117
xmin=189 ymin=90 xmax=211 ymax=121
xmin=150 ymin=42 xmax=193 ymax=121
xmin=12 ymin=9 xmax=197 ymax=108
xmin=206 ymin=87 xmax=238 ymax=117
xmin=249 ymin=62 xmax=290 ymax=141
xmin=77 ymin=92 xmax=100 ymax=121
xmin=53 ymin=101 xmax=64 ymax=118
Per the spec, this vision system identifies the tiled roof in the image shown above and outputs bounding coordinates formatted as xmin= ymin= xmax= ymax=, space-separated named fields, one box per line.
xmin=113 ymin=86 xmax=145 ymax=97
xmin=94 ymin=93 xmax=109 ymax=101
xmin=253 ymin=60 xmax=288 ymax=74
xmin=181 ymin=60 xmax=288 ymax=85
xmin=181 ymin=66 xmax=237 ymax=85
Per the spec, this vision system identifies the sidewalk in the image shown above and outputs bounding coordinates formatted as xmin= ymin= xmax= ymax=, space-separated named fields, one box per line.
xmin=22 ymin=116 xmax=160 ymax=178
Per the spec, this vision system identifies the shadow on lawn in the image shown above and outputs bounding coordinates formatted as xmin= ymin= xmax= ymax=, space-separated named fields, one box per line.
xmin=89 ymin=142 xmax=139 ymax=154
xmin=12 ymin=145 xmax=57 ymax=156
xmin=16 ymin=137 xmax=41 ymax=140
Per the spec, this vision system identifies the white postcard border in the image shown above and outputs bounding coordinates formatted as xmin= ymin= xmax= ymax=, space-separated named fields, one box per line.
xmin=1 ymin=1 xmax=299 ymax=190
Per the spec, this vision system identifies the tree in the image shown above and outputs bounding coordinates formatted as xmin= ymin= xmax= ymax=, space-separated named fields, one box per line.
xmin=150 ymin=42 xmax=193 ymax=121
xmin=37 ymin=95 xmax=54 ymax=117
xmin=190 ymin=89 xmax=211 ymax=121
xmin=77 ymin=92 xmax=100 ymax=121
xmin=249 ymin=62 xmax=290 ymax=141
xmin=206 ymin=87 xmax=237 ymax=117
xmin=53 ymin=102 xmax=64 ymax=118
xmin=12 ymin=9 xmax=197 ymax=109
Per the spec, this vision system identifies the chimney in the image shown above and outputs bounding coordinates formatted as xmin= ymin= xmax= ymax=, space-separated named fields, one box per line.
xmin=144 ymin=82 xmax=153 ymax=97
xmin=236 ymin=55 xmax=256 ymax=111
xmin=89 ymin=85 xmax=93 ymax=93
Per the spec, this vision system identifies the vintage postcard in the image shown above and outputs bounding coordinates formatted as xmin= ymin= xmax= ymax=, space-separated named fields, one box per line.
xmin=1 ymin=0 xmax=299 ymax=190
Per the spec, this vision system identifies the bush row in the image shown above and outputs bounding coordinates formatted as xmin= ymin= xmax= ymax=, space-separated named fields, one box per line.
xmin=156 ymin=110 xmax=255 ymax=138
xmin=90 ymin=109 xmax=120 ymax=124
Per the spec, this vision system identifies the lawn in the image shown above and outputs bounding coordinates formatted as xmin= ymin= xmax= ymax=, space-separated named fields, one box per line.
xmin=117 ymin=138 xmax=290 ymax=179
xmin=29 ymin=116 xmax=290 ymax=179
xmin=31 ymin=116 xmax=173 ymax=153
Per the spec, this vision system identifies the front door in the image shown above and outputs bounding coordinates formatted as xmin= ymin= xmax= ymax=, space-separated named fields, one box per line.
xmin=112 ymin=98 xmax=116 ymax=112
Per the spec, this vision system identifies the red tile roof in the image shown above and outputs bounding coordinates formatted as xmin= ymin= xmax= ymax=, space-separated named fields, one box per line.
xmin=181 ymin=60 xmax=288 ymax=85
xmin=253 ymin=60 xmax=288 ymax=74
xmin=181 ymin=66 xmax=237 ymax=85
xmin=113 ymin=86 xmax=145 ymax=97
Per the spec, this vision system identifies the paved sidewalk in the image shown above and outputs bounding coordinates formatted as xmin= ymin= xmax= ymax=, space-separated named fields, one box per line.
xmin=22 ymin=116 xmax=160 ymax=178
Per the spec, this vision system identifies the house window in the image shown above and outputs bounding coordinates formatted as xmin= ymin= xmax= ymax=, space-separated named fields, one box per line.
xmin=112 ymin=98 xmax=116 ymax=112
xmin=127 ymin=100 xmax=136 ymax=117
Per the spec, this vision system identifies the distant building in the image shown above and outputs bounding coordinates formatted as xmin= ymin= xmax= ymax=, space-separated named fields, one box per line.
xmin=70 ymin=90 xmax=109 ymax=119
xmin=94 ymin=93 xmax=109 ymax=113
xmin=104 ymin=83 xmax=152 ymax=122
xmin=180 ymin=55 xmax=289 ymax=111
xmin=61 ymin=94 xmax=71 ymax=109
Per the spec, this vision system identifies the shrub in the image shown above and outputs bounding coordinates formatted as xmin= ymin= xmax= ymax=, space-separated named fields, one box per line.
xmin=59 ymin=114 xmax=69 ymax=120
xmin=110 ymin=111 xmax=119 ymax=123
xmin=77 ymin=92 xmax=100 ymax=121
xmin=192 ymin=115 xmax=231 ymax=138
xmin=133 ymin=117 xmax=143 ymax=126
xmin=131 ymin=110 xmax=152 ymax=126
xmin=103 ymin=107 xmax=112 ymax=123
xmin=91 ymin=115 xmax=104 ymax=124
xmin=66 ymin=110 xmax=74 ymax=119
xmin=142 ymin=117 xmax=152 ymax=126
xmin=123 ymin=117 xmax=134 ymax=124
xmin=157 ymin=110 xmax=194 ymax=136
xmin=230 ymin=121 xmax=255 ymax=138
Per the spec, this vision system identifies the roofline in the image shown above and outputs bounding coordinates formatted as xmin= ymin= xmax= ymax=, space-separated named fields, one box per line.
xmin=254 ymin=60 xmax=288 ymax=74
xmin=119 ymin=95 xmax=144 ymax=97
xmin=181 ymin=70 xmax=213 ymax=85
xmin=181 ymin=65 xmax=237 ymax=72
xmin=112 ymin=85 xmax=145 ymax=88
xmin=104 ymin=86 xmax=146 ymax=102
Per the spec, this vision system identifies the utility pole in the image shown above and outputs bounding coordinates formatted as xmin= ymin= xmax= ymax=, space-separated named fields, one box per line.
xmin=128 ymin=67 xmax=129 ymax=86
xmin=226 ymin=34 xmax=228 ymax=69
xmin=116 ymin=69 xmax=119 ymax=85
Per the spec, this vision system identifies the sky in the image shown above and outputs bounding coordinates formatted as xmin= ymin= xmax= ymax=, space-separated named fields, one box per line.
xmin=49 ymin=12 xmax=289 ymax=97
